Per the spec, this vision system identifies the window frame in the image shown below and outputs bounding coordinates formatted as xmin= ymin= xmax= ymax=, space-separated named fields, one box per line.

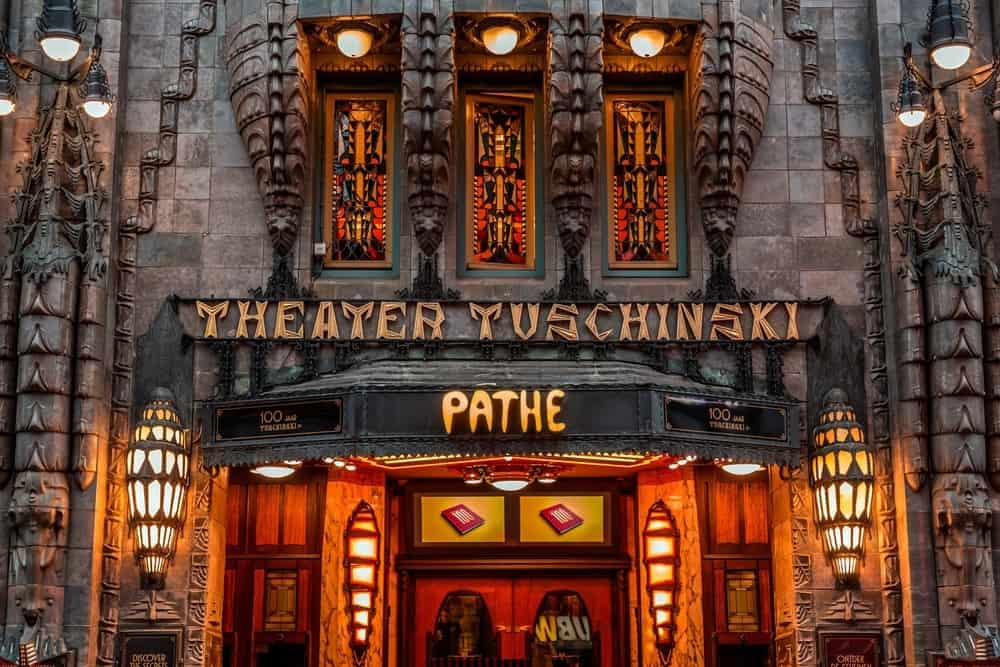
xmin=457 ymin=86 xmax=546 ymax=279
xmin=315 ymin=86 xmax=402 ymax=278
xmin=601 ymin=88 xmax=688 ymax=278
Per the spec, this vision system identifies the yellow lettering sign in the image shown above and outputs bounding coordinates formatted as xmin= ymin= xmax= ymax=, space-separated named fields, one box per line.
xmin=196 ymin=300 xmax=229 ymax=338
xmin=274 ymin=300 xmax=304 ymax=339
xmin=441 ymin=389 xmax=568 ymax=434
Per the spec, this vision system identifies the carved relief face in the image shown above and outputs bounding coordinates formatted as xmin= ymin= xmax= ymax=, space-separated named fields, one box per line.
xmin=8 ymin=471 xmax=67 ymax=537
xmin=701 ymin=206 xmax=736 ymax=257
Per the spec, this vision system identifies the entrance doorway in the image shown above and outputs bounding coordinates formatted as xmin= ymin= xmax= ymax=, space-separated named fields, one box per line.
xmin=411 ymin=575 xmax=614 ymax=667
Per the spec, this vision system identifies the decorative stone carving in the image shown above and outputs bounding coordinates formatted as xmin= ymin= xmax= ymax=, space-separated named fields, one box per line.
xmin=1 ymin=84 xmax=106 ymax=660
xmin=895 ymin=91 xmax=998 ymax=639
xmin=690 ymin=0 xmax=773 ymax=259
xmin=401 ymin=1 xmax=455 ymax=297
xmin=548 ymin=5 xmax=602 ymax=271
xmin=227 ymin=0 xmax=311 ymax=296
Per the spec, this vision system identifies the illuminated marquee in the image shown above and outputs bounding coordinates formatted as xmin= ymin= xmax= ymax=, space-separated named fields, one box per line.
xmin=442 ymin=389 xmax=566 ymax=434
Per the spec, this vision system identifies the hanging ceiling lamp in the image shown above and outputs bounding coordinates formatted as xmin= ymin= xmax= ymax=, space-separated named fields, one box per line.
xmin=346 ymin=501 xmax=380 ymax=661
xmin=37 ymin=0 xmax=85 ymax=62
xmin=716 ymin=459 xmax=765 ymax=476
xmin=81 ymin=58 xmax=113 ymax=118
xmin=643 ymin=501 xmax=680 ymax=663
xmin=809 ymin=388 xmax=875 ymax=586
xmin=126 ymin=388 xmax=191 ymax=589
xmin=926 ymin=0 xmax=971 ymax=70
xmin=894 ymin=56 xmax=927 ymax=127
xmin=251 ymin=460 xmax=299 ymax=479
xmin=459 ymin=463 xmax=563 ymax=491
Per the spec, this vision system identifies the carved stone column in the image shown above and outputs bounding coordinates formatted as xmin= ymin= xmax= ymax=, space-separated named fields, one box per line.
xmin=690 ymin=0 xmax=772 ymax=294
xmin=548 ymin=0 xmax=602 ymax=300
xmin=401 ymin=0 xmax=455 ymax=299
xmin=226 ymin=0 xmax=311 ymax=298
xmin=1 ymin=83 xmax=109 ymax=662
xmin=896 ymin=91 xmax=999 ymax=654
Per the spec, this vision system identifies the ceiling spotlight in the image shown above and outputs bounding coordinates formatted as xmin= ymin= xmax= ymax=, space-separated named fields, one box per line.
xmin=251 ymin=464 xmax=297 ymax=479
xmin=345 ymin=462 xmax=357 ymax=472
xmin=336 ymin=27 xmax=374 ymax=58
xmin=463 ymin=467 xmax=486 ymax=485
xmin=481 ymin=23 xmax=520 ymax=55
xmin=628 ymin=27 xmax=667 ymax=58
xmin=718 ymin=461 xmax=764 ymax=476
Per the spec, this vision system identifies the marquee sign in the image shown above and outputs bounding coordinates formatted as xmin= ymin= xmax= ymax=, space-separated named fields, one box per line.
xmin=184 ymin=298 xmax=822 ymax=343
xmin=214 ymin=398 xmax=343 ymax=441
xmin=665 ymin=396 xmax=787 ymax=441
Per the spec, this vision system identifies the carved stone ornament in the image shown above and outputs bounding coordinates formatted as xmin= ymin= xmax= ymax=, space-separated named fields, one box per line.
xmin=401 ymin=1 xmax=455 ymax=292
xmin=895 ymin=91 xmax=999 ymax=636
xmin=227 ymin=0 xmax=311 ymax=289
xmin=1 ymin=83 xmax=108 ymax=661
xmin=690 ymin=0 xmax=773 ymax=258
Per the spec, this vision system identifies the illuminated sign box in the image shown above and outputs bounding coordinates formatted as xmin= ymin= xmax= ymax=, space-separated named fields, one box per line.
xmin=664 ymin=396 xmax=787 ymax=441
xmin=214 ymin=398 xmax=342 ymax=441
xmin=119 ymin=630 xmax=180 ymax=667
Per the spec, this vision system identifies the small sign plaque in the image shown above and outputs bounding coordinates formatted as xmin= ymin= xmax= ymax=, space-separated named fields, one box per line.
xmin=664 ymin=396 xmax=787 ymax=441
xmin=821 ymin=633 xmax=879 ymax=667
xmin=120 ymin=632 xmax=178 ymax=667
xmin=215 ymin=398 xmax=342 ymax=441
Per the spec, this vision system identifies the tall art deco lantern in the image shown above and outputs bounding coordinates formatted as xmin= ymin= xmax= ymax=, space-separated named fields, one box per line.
xmin=346 ymin=501 xmax=381 ymax=662
xmin=809 ymin=388 xmax=875 ymax=586
xmin=126 ymin=388 xmax=192 ymax=589
xmin=643 ymin=501 xmax=680 ymax=664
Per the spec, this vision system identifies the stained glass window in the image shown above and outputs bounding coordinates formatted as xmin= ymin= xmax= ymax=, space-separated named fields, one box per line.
xmin=465 ymin=94 xmax=536 ymax=271
xmin=606 ymin=94 xmax=678 ymax=270
xmin=323 ymin=94 xmax=393 ymax=269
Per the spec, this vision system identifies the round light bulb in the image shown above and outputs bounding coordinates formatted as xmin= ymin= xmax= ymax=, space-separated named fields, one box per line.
xmin=334 ymin=458 xmax=346 ymax=468
xmin=464 ymin=476 xmax=483 ymax=485
xmin=629 ymin=28 xmax=667 ymax=58
xmin=720 ymin=462 xmax=764 ymax=476
xmin=897 ymin=108 xmax=926 ymax=128
xmin=537 ymin=476 xmax=557 ymax=484
xmin=930 ymin=43 xmax=971 ymax=70
xmin=0 ymin=98 xmax=15 ymax=116
xmin=40 ymin=35 xmax=81 ymax=62
xmin=490 ymin=479 xmax=531 ymax=492
xmin=251 ymin=465 xmax=296 ymax=479
xmin=336 ymin=28 xmax=374 ymax=58
xmin=345 ymin=463 xmax=357 ymax=472
xmin=482 ymin=25 xmax=519 ymax=55
xmin=83 ymin=99 xmax=111 ymax=119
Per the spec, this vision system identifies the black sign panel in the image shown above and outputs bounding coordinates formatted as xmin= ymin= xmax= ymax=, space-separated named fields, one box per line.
xmin=120 ymin=632 xmax=178 ymax=667
xmin=664 ymin=396 xmax=787 ymax=441
xmin=215 ymin=398 xmax=342 ymax=441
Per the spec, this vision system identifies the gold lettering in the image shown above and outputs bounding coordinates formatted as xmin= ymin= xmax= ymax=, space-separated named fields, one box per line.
xmin=655 ymin=303 xmax=671 ymax=340
xmin=236 ymin=300 xmax=268 ymax=338
xmin=750 ymin=302 xmax=780 ymax=340
xmin=709 ymin=303 xmax=744 ymax=340
xmin=274 ymin=301 xmax=304 ymax=339
xmin=619 ymin=303 xmax=651 ymax=341
xmin=584 ymin=303 xmax=613 ymax=341
xmin=341 ymin=302 xmax=374 ymax=339
xmin=414 ymin=302 xmax=445 ymax=340
xmin=545 ymin=303 xmax=579 ymax=340
xmin=675 ymin=303 xmax=704 ymax=340
xmin=470 ymin=302 xmax=503 ymax=340
xmin=520 ymin=390 xmax=543 ymax=432
xmin=546 ymin=389 xmax=566 ymax=433
xmin=311 ymin=301 xmax=340 ymax=339
xmin=196 ymin=300 xmax=229 ymax=338
xmin=376 ymin=302 xmax=407 ymax=340
xmin=468 ymin=390 xmax=493 ymax=433
xmin=494 ymin=390 xmax=518 ymax=432
xmin=442 ymin=391 xmax=469 ymax=434
xmin=785 ymin=303 xmax=800 ymax=340
xmin=511 ymin=303 xmax=540 ymax=340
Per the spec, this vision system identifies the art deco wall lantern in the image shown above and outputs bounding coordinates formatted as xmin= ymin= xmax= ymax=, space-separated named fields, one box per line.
xmin=336 ymin=26 xmax=374 ymax=58
xmin=346 ymin=501 xmax=380 ymax=663
xmin=0 ymin=0 xmax=113 ymax=118
xmin=126 ymin=388 xmax=192 ymax=589
xmin=809 ymin=388 xmax=875 ymax=587
xmin=626 ymin=25 xmax=668 ymax=58
xmin=643 ymin=501 xmax=680 ymax=664
xmin=892 ymin=2 xmax=1000 ymax=127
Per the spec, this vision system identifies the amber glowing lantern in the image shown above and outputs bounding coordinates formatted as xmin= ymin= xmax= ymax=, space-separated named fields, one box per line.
xmin=643 ymin=501 xmax=680 ymax=663
xmin=346 ymin=501 xmax=380 ymax=661
xmin=126 ymin=387 xmax=191 ymax=590
xmin=809 ymin=388 xmax=875 ymax=586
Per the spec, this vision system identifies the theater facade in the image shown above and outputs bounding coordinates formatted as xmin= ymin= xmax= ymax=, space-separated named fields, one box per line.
xmin=1 ymin=0 xmax=1000 ymax=666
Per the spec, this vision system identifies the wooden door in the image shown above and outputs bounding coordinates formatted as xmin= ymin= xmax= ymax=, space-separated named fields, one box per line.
xmin=411 ymin=575 xmax=614 ymax=667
